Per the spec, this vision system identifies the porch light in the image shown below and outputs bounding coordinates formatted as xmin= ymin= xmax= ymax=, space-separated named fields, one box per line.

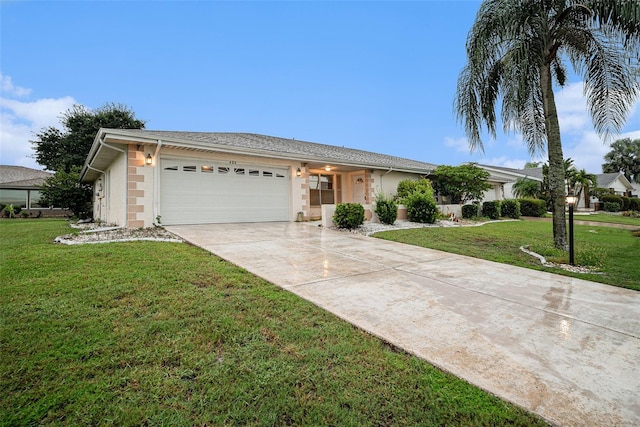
xmin=296 ymin=167 xmax=302 ymax=177
xmin=325 ymin=166 xmax=331 ymax=172
xmin=145 ymin=153 xmax=153 ymax=166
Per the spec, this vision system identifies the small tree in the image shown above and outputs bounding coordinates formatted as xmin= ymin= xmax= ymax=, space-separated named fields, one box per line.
xmin=32 ymin=103 xmax=146 ymax=173
xmin=432 ymin=164 xmax=491 ymax=204
xmin=39 ymin=166 xmax=93 ymax=218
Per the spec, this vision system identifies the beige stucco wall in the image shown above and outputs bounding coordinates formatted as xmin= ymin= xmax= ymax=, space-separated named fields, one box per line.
xmin=104 ymin=152 xmax=127 ymax=226
xmin=370 ymin=171 xmax=425 ymax=199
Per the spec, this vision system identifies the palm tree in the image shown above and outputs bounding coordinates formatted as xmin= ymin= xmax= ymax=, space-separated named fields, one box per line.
xmin=455 ymin=0 xmax=640 ymax=249
xmin=512 ymin=178 xmax=542 ymax=199
xmin=602 ymin=138 xmax=640 ymax=183
xmin=570 ymin=168 xmax=598 ymax=208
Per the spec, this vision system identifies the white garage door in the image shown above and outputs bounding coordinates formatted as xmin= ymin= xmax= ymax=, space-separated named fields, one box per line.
xmin=160 ymin=158 xmax=290 ymax=225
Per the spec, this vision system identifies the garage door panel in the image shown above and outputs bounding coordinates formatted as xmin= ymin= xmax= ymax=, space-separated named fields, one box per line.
xmin=160 ymin=159 xmax=290 ymax=225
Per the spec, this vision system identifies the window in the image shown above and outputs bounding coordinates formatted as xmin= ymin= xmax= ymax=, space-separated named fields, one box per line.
xmin=276 ymin=172 xmax=285 ymax=178
xmin=234 ymin=168 xmax=245 ymax=175
xmin=263 ymin=171 xmax=273 ymax=177
xmin=309 ymin=174 xmax=336 ymax=205
xmin=163 ymin=165 xmax=178 ymax=171
xmin=29 ymin=190 xmax=45 ymax=208
xmin=183 ymin=165 xmax=197 ymax=172
xmin=0 ymin=189 xmax=27 ymax=208
xmin=218 ymin=167 xmax=229 ymax=174
xmin=249 ymin=169 xmax=259 ymax=177
xmin=201 ymin=165 xmax=214 ymax=173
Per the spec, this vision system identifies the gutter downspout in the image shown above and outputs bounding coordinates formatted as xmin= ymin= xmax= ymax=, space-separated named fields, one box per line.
xmin=380 ymin=167 xmax=393 ymax=196
xmin=153 ymin=140 xmax=163 ymax=226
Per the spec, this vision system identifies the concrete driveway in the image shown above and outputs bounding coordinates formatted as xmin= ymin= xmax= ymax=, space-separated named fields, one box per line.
xmin=167 ymin=222 xmax=640 ymax=426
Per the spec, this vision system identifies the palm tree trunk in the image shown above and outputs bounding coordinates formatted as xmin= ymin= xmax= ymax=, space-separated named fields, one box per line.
xmin=541 ymin=64 xmax=567 ymax=249
xmin=584 ymin=187 xmax=590 ymax=208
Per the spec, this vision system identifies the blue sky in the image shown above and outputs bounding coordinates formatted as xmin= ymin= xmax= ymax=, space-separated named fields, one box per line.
xmin=1 ymin=0 xmax=638 ymax=174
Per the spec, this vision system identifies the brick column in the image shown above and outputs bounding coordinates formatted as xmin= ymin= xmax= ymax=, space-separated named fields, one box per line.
xmin=127 ymin=145 xmax=146 ymax=228
xmin=300 ymin=165 xmax=310 ymax=220
xmin=364 ymin=170 xmax=374 ymax=204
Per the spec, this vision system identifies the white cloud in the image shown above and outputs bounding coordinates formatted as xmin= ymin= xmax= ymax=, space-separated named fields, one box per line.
xmin=555 ymin=82 xmax=589 ymax=134
xmin=564 ymin=129 xmax=640 ymax=174
xmin=551 ymin=80 xmax=640 ymax=173
xmin=0 ymin=73 xmax=31 ymax=98
xmin=0 ymin=76 xmax=76 ymax=170
xmin=482 ymin=155 xmax=531 ymax=169
xmin=444 ymin=136 xmax=471 ymax=153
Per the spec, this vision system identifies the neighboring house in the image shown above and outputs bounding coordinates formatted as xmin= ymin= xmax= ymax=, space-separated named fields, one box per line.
xmin=474 ymin=164 xmax=544 ymax=201
xmin=585 ymin=172 xmax=636 ymax=209
xmin=0 ymin=165 xmax=52 ymax=212
xmin=80 ymin=129 xmax=438 ymax=228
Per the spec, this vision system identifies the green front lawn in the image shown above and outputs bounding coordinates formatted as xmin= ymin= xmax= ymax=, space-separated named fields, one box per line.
xmin=0 ymin=220 xmax=546 ymax=426
xmin=573 ymin=212 xmax=640 ymax=226
xmin=375 ymin=219 xmax=640 ymax=291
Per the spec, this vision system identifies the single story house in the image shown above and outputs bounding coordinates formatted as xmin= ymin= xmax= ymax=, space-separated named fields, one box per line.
xmin=594 ymin=172 xmax=635 ymax=197
xmin=581 ymin=172 xmax=636 ymax=209
xmin=474 ymin=164 xmax=544 ymax=201
xmin=80 ymin=129 xmax=440 ymax=228
xmin=0 ymin=165 xmax=52 ymax=213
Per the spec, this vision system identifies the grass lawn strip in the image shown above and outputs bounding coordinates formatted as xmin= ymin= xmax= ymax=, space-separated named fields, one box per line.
xmin=375 ymin=218 xmax=640 ymax=291
xmin=1 ymin=220 xmax=547 ymax=426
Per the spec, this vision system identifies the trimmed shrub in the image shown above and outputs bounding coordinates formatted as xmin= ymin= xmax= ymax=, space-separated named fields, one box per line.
xmin=396 ymin=178 xmax=434 ymax=203
xmin=501 ymin=199 xmax=521 ymax=219
xmin=519 ymin=198 xmax=547 ymax=217
xmin=333 ymin=203 xmax=365 ymax=229
xmin=620 ymin=196 xmax=631 ymax=211
xmin=482 ymin=201 xmax=501 ymax=220
xmin=405 ymin=193 xmax=438 ymax=224
xmin=603 ymin=202 xmax=621 ymax=212
xmin=374 ymin=194 xmax=398 ymax=225
xmin=601 ymin=194 xmax=624 ymax=209
xmin=628 ymin=198 xmax=640 ymax=211
xmin=461 ymin=204 xmax=479 ymax=219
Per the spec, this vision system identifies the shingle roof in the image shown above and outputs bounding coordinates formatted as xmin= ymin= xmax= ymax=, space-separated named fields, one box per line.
xmin=0 ymin=166 xmax=52 ymax=188
xmin=111 ymin=130 xmax=439 ymax=173
xmin=596 ymin=172 xmax=628 ymax=188
xmin=476 ymin=164 xmax=544 ymax=181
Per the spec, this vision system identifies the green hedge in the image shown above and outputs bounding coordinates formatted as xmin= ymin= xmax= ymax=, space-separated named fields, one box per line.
xmin=406 ymin=193 xmax=438 ymax=224
xmin=628 ymin=198 xmax=640 ymax=211
xmin=518 ymin=198 xmax=547 ymax=217
xmin=501 ymin=199 xmax=520 ymax=219
xmin=620 ymin=197 xmax=631 ymax=211
xmin=603 ymin=202 xmax=621 ymax=212
xmin=601 ymin=194 xmax=624 ymax=210
xmin=461 ymin=204 xmax=479 ymax=219
xmin=333 ymin=203 xmax=365 ymax=229
xmin=482 ymin=201 xmax=501 ymax=220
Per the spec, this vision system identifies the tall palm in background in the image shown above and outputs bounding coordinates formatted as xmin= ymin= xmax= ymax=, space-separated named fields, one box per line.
xmin=455 ymin=0 xmax=640 ymax=249
xmin=570 ymin=169 xmax=598 ymax=208
xmin=602 ymin=138 xmax=640 ymax=183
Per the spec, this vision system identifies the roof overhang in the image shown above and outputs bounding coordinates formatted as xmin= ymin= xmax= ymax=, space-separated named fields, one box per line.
xmin=81 ymin=129 xmax=434 ymax=182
